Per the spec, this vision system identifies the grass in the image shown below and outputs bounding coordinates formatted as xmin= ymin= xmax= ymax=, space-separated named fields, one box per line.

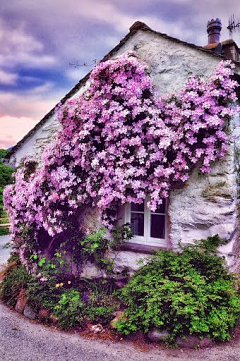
xmin=0 ymin=218 xmax=9 ymax=225
xmin=0 ymin=209 xmax=10 ymax=227
xmin=0 ymin=227 xmax=9 ymax=236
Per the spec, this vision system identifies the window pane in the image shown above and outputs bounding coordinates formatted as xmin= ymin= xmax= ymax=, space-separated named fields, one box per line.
xmin=131 ymin=203 xmax=144 ymax=212
xmin=151 ymin=214 xmax=165 ymax=239
xmin=131 ymin=213 xmax=144 ymax=236
xmin=154 ymin=199 xmax=166 ymax=214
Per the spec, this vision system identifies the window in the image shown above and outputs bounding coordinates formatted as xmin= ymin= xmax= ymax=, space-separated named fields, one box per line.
xmin=124 ymin=199 xmax=167 ymax=247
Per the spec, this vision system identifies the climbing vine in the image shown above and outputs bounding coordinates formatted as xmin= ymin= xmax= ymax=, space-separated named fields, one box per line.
xmin=4 ymin=51 xmax=238 ymax=268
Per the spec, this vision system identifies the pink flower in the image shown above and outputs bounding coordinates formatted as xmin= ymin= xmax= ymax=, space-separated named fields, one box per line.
xmin=40 ymin=277 xmax=48 ymax=282
xmin=3 ymin=52 xmax=237 ymax=266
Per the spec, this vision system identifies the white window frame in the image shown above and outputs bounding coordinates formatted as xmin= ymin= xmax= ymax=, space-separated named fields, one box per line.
xmin=124 ymin=198 xmax=167 ymax=247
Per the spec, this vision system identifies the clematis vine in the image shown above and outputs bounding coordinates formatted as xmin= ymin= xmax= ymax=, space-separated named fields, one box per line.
xmin=4 ymin=51 xmax=238 ymax=267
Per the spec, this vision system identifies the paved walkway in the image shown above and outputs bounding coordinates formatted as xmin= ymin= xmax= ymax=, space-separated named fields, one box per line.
xmin=0 ymin=300 xmax=240 ymax=361
xmin=0 ymin=235 xmax=11 ymax=270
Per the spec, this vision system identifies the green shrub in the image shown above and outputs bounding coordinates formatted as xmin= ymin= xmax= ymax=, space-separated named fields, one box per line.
xmin=0 ymin=257 xmax=118 ymax=330
xmin=81 ymin=280 xmax=116 ymax=324
xmin=116 ymin=236 xmax=240 ymax=342
xmin=0 ymin=263 xmax=31 ymax=306
xmin=26 ymin=275 xmax=62 ymax=312
xmin=53 ymin=281 xmax=117 ymax=329
xmin=54 ymin=289 xmax=85 ymax=329
xmin=0 ymin=256 xmax=67 ymax=312
xmin=68 ymin=225 xmax=131 ymax=274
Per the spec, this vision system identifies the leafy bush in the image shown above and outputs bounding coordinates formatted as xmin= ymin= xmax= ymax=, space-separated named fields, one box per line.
xmin=116 ymin=236 xmax=240 ymax=342
xmin=26 ymin=274 xmax=62 ymax=311
xmin=2 ymin=235 xmax=239 ymax=339
xmin=0 ymin=257 xmax=118 ymax=330
xmin=71 ymin=225 xmax=132 ymax=272
xmin=81 ymin=280 xmax=117 ymax=324
xmin=68 ymin=227 xmax=115 ymax=273
xmin=54 ymin=290 xmax=84 ymax=329
xmin=0 ymin=262 xmax=31 ymax=306
xmin=53 ymin=281 xmax=117 ymax=329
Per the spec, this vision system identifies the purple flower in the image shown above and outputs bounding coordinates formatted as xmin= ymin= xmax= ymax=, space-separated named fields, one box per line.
xmin=83 ymin=292 xmax=88 ymax=303
xmin=3 ymin=52 xmax=238 ymax=269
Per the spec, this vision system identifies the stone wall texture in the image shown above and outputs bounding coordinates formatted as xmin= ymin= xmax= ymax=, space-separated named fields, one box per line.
xmin=9 ymin=29 xmax=240 ymax=270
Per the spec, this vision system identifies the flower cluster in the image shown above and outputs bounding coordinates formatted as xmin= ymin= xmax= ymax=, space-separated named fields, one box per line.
xmin=4 ymin=52 xmax=238 ymax=266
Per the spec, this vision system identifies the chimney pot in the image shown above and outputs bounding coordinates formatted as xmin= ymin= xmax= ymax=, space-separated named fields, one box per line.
xmin=207 ymin=18 xmax=222 ymax=44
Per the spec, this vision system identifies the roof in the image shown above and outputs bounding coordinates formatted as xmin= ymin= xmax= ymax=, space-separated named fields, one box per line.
xmin=6 ymin=21 xmax=240 ymax=160
xmin=204 ymin=38 xmax=240 ymax=61
xmin=204 ymin=38 xmax=240 ymax=49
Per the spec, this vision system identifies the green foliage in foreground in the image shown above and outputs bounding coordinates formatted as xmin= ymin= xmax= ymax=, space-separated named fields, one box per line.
xmin=0 ymin=149 xmax=14 ymax=218
xmin=116 ymin=236 xmax=240 ymax=342
xmin=0 ymin=256 xmax=119 ymax=330
xmin=0 ymin=235 xmax=239 ymax=341
xmin=0 ymin=263 xmax=31 ymax=306
xmin=53 ymin=288 xmax=115 ymax=329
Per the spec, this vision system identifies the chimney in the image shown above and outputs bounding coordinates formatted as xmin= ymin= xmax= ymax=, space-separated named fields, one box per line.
xmin=207 ymin=18 xmax=222 ymax=44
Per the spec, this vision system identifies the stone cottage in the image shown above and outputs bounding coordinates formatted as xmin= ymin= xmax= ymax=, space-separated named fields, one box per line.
xmin=6 ymin=19 xmax=240 ymax=272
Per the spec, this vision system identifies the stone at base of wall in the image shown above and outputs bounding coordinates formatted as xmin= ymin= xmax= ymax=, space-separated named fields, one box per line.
xmin=147 ymin=328 xmax=169 ymax=342
xmin=78 ymin=251 xmax=150 ymax=280
xmin=23 ymin=305 xmax=37 ymax=320
xmin=147 ymin=327 xmax=214 ymax=348
xmin=15 ymin=289 xmax=27 ymax=313
xmin=176 ymin=335 xmax=213 ymax=349
xmin=80 ymin=262 xmax=106 ymax=279
xmin=109 ymin=251 xmax=149 ymax=274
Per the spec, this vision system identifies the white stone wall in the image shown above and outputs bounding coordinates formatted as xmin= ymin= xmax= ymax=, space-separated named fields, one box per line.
xmin=232 ymin=109 xmax=240 ymax=271
xmin=9 ymin=29 xmax=240 ymax=270
xmin=169 ymin=145 xmax=238 ymax=265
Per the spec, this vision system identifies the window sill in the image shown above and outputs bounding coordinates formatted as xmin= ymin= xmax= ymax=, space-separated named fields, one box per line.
xmin=119 ymin=242 xmax=168 ymax=254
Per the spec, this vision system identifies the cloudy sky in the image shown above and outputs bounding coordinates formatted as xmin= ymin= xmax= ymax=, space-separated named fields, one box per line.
xmin=0 ymin=0 xmax=240 ymax=148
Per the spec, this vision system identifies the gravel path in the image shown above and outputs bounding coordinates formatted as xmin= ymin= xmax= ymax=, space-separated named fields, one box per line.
xmin=0 ymin=300 xmax=240 ymax=361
